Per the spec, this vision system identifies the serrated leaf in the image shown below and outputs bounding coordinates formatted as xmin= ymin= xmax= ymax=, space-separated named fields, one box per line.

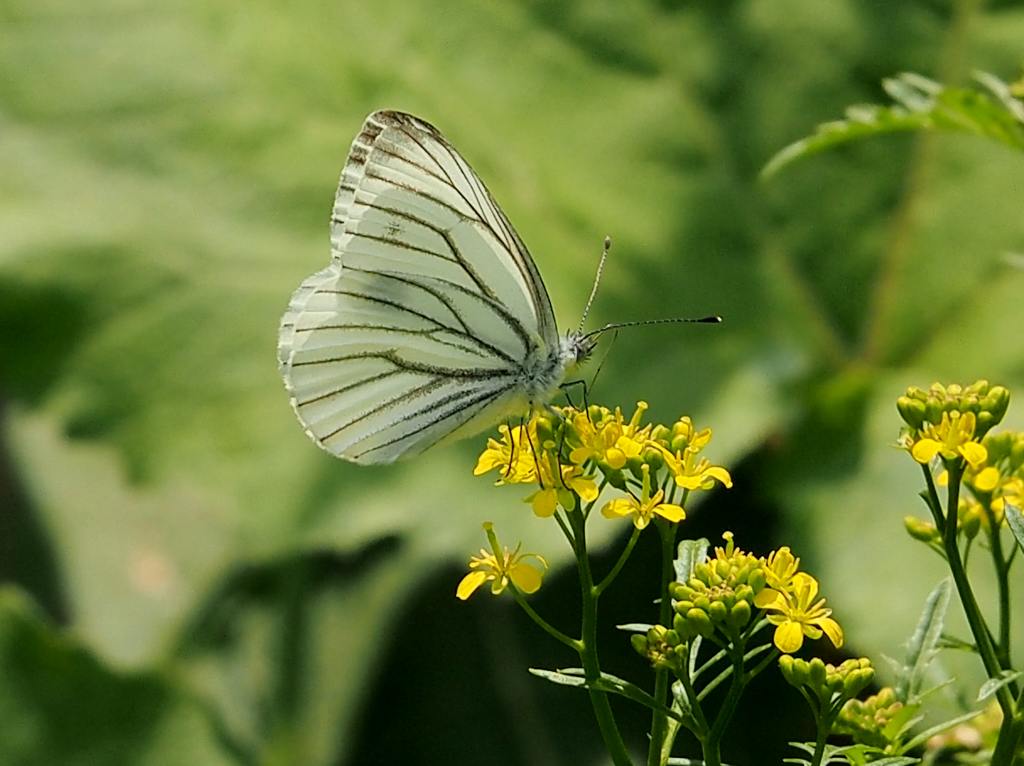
xmin=895 ymin=579 xmax=951 ymax=703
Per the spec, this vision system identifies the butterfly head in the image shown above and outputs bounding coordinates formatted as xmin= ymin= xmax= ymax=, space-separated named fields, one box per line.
xmin=561 ymin=331 xmax=598 ymax=371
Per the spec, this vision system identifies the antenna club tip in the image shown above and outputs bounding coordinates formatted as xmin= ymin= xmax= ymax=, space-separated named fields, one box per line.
xmin=603 ymin=235 xmax=612 ymax=250
xmin=701 ymin=315 xmax=723 ymax=324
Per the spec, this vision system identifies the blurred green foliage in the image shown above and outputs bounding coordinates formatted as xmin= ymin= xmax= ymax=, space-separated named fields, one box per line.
xmin=2 ymin=0 xmax=1024 ymax=763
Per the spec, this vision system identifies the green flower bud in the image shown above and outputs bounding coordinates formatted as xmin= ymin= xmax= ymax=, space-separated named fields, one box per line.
xmin=904 ymin=515 xmax=938 ymax=543
xmin=603 ymin=467 xmax=627 ymax=490
xmin=626 ymin=455 xmax=645 ymax=478
xmin=747 ymin=567 xmax=766 ymax=593
xmin=782 ymin=656 xmax=809 ymax=686
xmin=844 ymin=667 xmax=874 ymax=697
xmin=925 ymin=398 xmax=945 ymax=426
xmin=808 ymin=657 xmax=827 ymax=689
xmin=686 ymin=608 xmax=714 ymax=638
xmin=708 ymin=600 xmax=728 ymax=624
xmin=728 ymin=599 xmax=751 ymax=630
xmin=650 ymin=424 xmax=670 ymax=444
xmin=644 ymin=448 xmax=665 ymax=470
xmin=960 ymin=504 xmax=982 ymax=540
xmin=631 ymin=634 xmax=648 ymax=655
xmin=896 ymin=396 xmax=927 ymax=429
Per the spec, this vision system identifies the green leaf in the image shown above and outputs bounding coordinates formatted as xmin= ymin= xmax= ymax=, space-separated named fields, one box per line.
xmin=1005 ymin=503 xmax=1024 ymax=555
xmin=0 ymin=588 xmax=234 ymax=766
xmin=529 ymin=668 xmax=685 ymax=722
xmin=763 ymin=71 xmax=1024 ymax=177
xmin=901 ymin=707 xmax=985 ymax=753
xmin=673 ymin=538 xmax=710 ymax=583
xmin=528 ymin=668 xmax=588 ymax=688
xmin=976 ymin=670 xmax=1024 ymax=703
xmin=894 ymin=579 xmax=951 ymax=704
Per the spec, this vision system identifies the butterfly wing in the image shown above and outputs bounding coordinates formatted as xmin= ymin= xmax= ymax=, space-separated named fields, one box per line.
xmin=279 ymin=110 xmax=560 ymax=464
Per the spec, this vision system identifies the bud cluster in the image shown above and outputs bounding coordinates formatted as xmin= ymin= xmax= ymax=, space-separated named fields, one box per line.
xmin=779 ymin=656 xmax=875 ymax=701
xmin=670 ymin=541 xmax=765 ymax=640
xmin=630 ymin=624 xmax=685 ymax=672
xmin=897 ymin=381 xmax=1009 ymax=437
xmin=835 ymin=687 xmax=906 ymax=750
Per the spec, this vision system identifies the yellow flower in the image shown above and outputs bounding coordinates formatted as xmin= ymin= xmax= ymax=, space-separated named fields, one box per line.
xmin=569 ymin=402 xmax=652 ymax=470
xmin=755 ymin=546 xmax=801 ymax=606
xmin=525 ymin=461 xmax=599 ymax=516
xmin=601 ymin=464 xmax=685 ymax=529
xmin=910 ymin=411 xmax=987 ymax=469
xmin=758 ymin=572 xmax=844 ymax=653
xmin=456 ymin=524 xmax=547 ymax=600
xmin=474 ymin=423 xmax=538 ymax=484
xmin=657 ymin=444 xmax=733 ymax=492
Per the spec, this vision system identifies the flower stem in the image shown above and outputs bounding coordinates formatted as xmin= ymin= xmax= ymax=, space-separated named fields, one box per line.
xmin=596 ymin=526 xmax=641 ymax=597
xmin=924 ymin=464 xmax=1015 ymax=725
xmin=646 ymin=521 xmax=679 ymax=766
xmin=509 ymin=586 xmax=581 ymax=651
xmin=702 ymin=648 xmax=747 ymax=766
xmin=808 ymin=712 xmax=830 ymax=766
xmin=569 ymin=510 xmax=633 ymax=766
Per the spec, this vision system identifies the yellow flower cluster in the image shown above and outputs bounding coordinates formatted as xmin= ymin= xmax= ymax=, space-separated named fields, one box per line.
xmin=835 ymin=687 xmax=907 ymax=751
xmin=461 ymin=403 xmax=732 ymax=600
xmin=897 ymin=381 xmax=1009 ymax=469
xmin=899 ymin=381 xmax=1022 ymax=537
xmin=663 ymin=534 xmax=843 ymax=654
xmin=473 ymin=403 xmax=732 ymax=526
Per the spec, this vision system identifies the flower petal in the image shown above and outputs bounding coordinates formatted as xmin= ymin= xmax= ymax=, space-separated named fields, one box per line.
xmin=773 ymin=621 xmax=805 ymax=653
xmin=818 ymin=617 xmax=844 ymax=648
xmin=509 ymin=562 xmax=543 ymax=594
xmin=602 ymin=498 xmax=636 ymax=519
xmin=704 ymin=466 xmax=733 ymax=488
xmin=911 ymin=438 xmax=942 ymax=464
xmin=654 ymin=503 xmax=685 ymax=523
xmin=974 ymin=466 xmax=1000 ymax=492
xmin=959 ymin=442 xmax=988 ymax=469
xmin=528 ymin=489 xmax=559 ymax=518
xmin=456 ymin=571 xmax=489 ymax=600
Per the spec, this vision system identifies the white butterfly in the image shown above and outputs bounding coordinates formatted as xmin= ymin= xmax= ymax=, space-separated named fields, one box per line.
xmin=277 ymin=110 xmax=600 ymax=464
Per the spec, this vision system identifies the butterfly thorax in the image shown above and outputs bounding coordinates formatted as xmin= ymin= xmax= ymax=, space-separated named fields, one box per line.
xmin=519 ymin=333 xmax=596 ymax=403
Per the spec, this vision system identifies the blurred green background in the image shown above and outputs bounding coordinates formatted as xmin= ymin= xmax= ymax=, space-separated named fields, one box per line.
xmin=2 ymin=0 xmax=1024 ymax=763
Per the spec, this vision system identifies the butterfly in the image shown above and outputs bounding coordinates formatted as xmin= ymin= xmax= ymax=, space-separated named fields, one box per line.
xmin=278 ymin=110 xmax=717 ymax=464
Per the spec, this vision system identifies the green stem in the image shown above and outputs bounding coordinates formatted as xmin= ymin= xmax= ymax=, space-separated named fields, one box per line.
xmin=991 ymin=703 xmax=1024 ymax=766
xmin=989 ymin=525 xmax=1013 ymax=671
xmin=570 ymin=510 xmax=633 ymax=766
xmin=596 ymin=526 xmax=641 ymax=597
xmin=702 ymin=647 xmax=747 ymax=766
xmin=509 ymin=586 xmax=580 ymax=651
xmin=647 ymin=521 xmax=679 ymax=766
xmin=808 ymin=710 xmax=830 ymax=766
xmin=678 ymin=643 xmax=710 ymax=735
xmin=925 ymin=463 xmax=1015 ymax=723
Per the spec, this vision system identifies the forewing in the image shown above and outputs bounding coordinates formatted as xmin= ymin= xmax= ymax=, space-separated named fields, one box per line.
xmin=279 ymin=110 xmax=555 ymax=464
xmin=331 ymin=110 xmax=558 ymax=346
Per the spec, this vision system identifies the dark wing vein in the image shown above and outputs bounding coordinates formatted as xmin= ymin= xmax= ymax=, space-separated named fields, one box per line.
xmin=342 ymin=266 xmax=519 ymax=363
xmin=351 ymin=383 xmax=511 ymax=461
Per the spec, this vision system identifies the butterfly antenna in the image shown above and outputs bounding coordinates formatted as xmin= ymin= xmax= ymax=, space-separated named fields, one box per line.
xmin=581 ymin=314 xmax=722 ymax=341
xmin=577 ymin=236 xmax=611 ymax=335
